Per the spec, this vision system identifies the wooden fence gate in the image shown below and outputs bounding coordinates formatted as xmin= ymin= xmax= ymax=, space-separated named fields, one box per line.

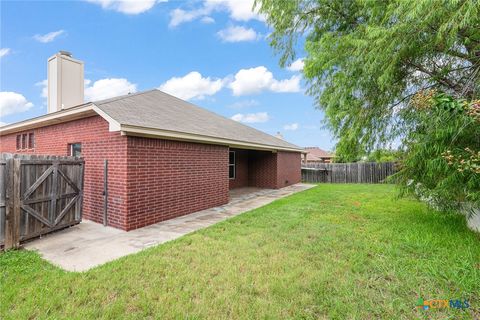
xmin=0 ymin=153 xmax=84 ymax=249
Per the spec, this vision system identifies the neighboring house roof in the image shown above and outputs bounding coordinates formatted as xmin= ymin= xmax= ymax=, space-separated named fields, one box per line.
xmin=304 ymin=147 xmax=333 ymax=161
xmin=0 ymin=89 xmax=301 ymax=152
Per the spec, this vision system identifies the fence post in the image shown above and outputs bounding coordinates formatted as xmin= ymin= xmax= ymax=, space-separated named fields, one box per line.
xmin=357 ymin=163 xmax=361 ymax=183
xmin=4 ymin=158 xmax=13 ymax=249
xmin=103 ymin=159 xmax=108 ymax=227
xmin=12 ymin=159 xmax=21 ymax=248
xmin=4 ymin=159 xmax=20 ymax=249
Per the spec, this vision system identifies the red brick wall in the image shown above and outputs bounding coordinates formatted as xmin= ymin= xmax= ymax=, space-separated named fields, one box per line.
xmin=229 ymin=148 xmax=249 ymax=189
xmin=276 ymin=151 xmax=301 ymax=188
xmin=125 ymin=136 xmax=229 ymax=230
xmin=246 ymin=150 xmax=301 ymax=189
xmin=0 ymin=115 xmax=301 ymax=231
xmin=247 ymin=151 xmax=278 ymax=188
xmin=0 ymin=116 xmax=129 ymax=229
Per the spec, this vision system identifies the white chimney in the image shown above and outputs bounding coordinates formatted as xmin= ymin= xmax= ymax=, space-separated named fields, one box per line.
xmin=47 ymin=51 xmax=84 ymax=113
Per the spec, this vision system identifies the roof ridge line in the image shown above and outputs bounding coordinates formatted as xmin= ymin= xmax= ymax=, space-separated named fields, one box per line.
xmin=94 ymin=89 xmax=157 ymax=105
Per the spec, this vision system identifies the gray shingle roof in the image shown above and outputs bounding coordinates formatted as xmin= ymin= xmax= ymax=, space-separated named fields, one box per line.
xmin=94 ymin=89 xmax=301 ymax=151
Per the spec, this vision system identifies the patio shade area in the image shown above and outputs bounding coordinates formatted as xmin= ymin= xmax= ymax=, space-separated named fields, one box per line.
xmin=229 ymin=148 xmax=301 ymax=190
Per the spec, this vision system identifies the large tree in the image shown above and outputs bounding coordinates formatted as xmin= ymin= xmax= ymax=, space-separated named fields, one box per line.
xmin=256 ymin=0 xmax=479 ymax=160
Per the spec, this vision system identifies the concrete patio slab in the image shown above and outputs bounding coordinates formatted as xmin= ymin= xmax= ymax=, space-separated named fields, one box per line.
xmin=24 ymin=183 xmax=315 ymax=271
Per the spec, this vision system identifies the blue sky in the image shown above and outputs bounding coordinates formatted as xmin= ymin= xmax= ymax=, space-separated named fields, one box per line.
xmin=0 ymin=0 xmax=334 ymax=150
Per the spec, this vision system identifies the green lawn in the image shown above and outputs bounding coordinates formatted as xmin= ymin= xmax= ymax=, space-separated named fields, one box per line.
xmin=1 ymin=184 xmax=479 ymax=319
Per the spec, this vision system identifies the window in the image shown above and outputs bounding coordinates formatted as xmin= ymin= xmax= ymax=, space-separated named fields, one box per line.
xmin=69 ymin=143 xmax=82 ymax=157
xmin=21 ymin=134 xmax=27 ymax=149
xmin=28 ymin=133 xmax=35 ymax=149
xmin=16 ymin=133 xmax=34 ymax=150
xmin=229 ymin=151 xmax=235 ymax=179
xmin=16 ymin=135 xmax=21 ymax=150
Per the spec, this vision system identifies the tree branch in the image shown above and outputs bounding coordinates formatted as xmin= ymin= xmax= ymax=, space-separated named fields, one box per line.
xmin=408 ymin=61 xmax=463 ymax=93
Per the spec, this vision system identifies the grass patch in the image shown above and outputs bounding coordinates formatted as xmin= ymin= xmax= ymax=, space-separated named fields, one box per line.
xmin=1 ymin=184 xmax=479 ymax=319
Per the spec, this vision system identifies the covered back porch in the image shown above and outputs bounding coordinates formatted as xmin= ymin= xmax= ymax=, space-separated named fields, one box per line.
xmin=229 ymin=148 xmax=277 ymax=190
xmin=228 ymin=148 xmax=301 ymax=191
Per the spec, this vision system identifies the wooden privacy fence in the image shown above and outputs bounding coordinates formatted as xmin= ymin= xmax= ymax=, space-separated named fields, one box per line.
xmin=0 ymin=153 xmax=84 ymax=250
xmin=302 ymin=162 xmax=396 ymax=184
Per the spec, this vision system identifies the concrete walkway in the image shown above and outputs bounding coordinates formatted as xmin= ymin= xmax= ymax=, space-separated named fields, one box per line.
xmin=24 ymin=183 xmax=314 ymax=271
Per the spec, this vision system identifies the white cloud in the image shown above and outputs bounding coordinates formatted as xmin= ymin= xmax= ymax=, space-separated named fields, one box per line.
xmin=283 ymin=123 xmax=299 ymax=131
xmin=287 ymin=58 xmax=304 ymax=72
xmin=169 ymin=0 xmax=264 ymax=27
xmin=200 ymin=16 xmax=215 ymax=24
xmin=231 ymin=112 xmax=269 ymax=123
xmin=85 ymin=78 xmax=137 ymax=101
xmin=159 ymin=71 xmax=224 ymax=100
xmin=228 ymin=99 xmax=259 ymax=109
xmin=205 ymin=0 xmax=264 ymax=22
xmin=156 ymin=66 xmax=302 ymax=101
xmin=33 ymin=30 xmax=65 ymax=43
xmin=36 ymin=79 xmax=48 ymax=99
xmin=0 ymin=48 xmax=11 ymax=58
xmin=35 ymin=78 xmax=136 ymax=103
xmin=229 ymin=66 xmax=301 ymax=96
xmin=269 ymin=75 xmax=301 ymax=93
xmin=0 ymin=121 xmax=7 ymax=127
xmin=86 ymin=0 xmax=162 ymax=14
xmin=217 ymin=26 xmax=258 ymax=42
xmin=169 ymin=8 xmax=205 ymax=27
xmin=0 ymin=92 xmax=34 ymax=117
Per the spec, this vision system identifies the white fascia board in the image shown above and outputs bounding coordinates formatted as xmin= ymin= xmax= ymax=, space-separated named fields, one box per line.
xmin=91 ymin=104 xmax=121 ymax=131
xmin=0 ymin=104 xmax=95 ymax=136
xmin=119 ymin=125 xmax=303 ymax=153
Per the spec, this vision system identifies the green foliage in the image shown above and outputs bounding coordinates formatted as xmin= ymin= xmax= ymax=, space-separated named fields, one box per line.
xmin=365 ymin=149 xmax=403 ymax=163
xmin=256 ymin=0 xmax=479 ymax=212
xmin=396 ymin=92 xmax=480 ymax=210
xmin=332 ymin=146 xmax=362 ymax=163
xmin=255 ymin=0 xmax=480 ymax=159
xmin=332 ymin=148 xmax=402 ymax=163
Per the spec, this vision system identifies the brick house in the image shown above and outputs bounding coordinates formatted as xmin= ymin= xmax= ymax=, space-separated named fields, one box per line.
xmin=303 ymin=147 xmax=334 ymax=164
xmin=0 ymin=52 xmax=302 ymax=231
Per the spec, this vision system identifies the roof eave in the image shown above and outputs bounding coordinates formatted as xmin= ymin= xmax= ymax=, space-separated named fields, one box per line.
xmin=119 ymin=124 xmax=303 ymax=153
xmin=0 ymin=104 xmax=96 ymax=136
xmin=0 ymin=102 xmax=303 ymax=153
